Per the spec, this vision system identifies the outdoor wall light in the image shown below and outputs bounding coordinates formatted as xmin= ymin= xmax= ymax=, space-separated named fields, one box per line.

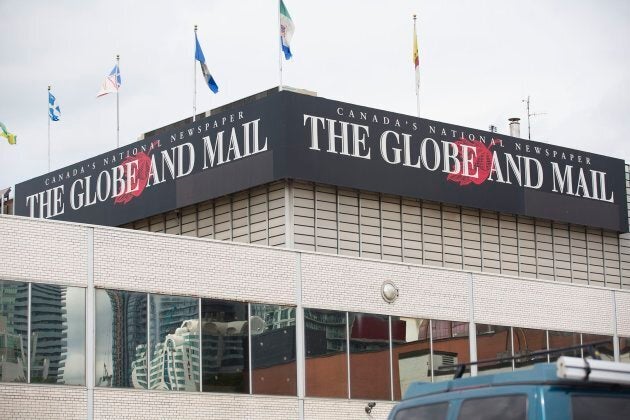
xmin=381 ymin=280 xmax=399 ymax=303
xmin=365 ymin=401 xmax=376 ymax=414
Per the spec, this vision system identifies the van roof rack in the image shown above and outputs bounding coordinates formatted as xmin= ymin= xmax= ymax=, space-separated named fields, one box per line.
xmin=453 ymin=340 xmax=610 ymax=379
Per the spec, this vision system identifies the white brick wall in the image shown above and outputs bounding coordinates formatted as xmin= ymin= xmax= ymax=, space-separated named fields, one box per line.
xmin=615 ymin=290 xmax=630 ymax=337
xmin=301 ymin=253 xmax=470 ymax=322
xmin=472 ymin=273 xmax=616 ymax=334
xmin=0 ymin=215 xmax=88 ymax=287
xmin=0 ymin=384 xmax=86 ymax=420
xmin=93 ymin=228 xmax=297 ymax=305
xmin=304 ymin=398 xmax=396 ymax=420
xmin=93 ymin=388 xmax=298 ymax=420
xmin=2 ymin=215 xmax=629 ymax=420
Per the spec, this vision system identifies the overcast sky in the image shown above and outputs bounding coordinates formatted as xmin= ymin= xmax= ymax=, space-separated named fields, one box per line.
xmin=1 ymin=0 xmax=629 ymax=192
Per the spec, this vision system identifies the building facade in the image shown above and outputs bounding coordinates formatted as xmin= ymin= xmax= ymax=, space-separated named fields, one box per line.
xmin=2 ymin=88 xmax=630 ymax=419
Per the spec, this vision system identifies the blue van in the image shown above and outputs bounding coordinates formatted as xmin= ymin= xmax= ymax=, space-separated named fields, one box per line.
xmin=387 ymin=356 xmax=630 ymax=420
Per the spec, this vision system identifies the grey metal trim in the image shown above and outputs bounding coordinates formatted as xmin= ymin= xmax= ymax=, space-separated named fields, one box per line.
xmin=498 ymin=214 xmax=503 ymax=274
xmin=479 ymin=210 xmax=484 ymax=271
xmin=459 ymin=206 xmax=464 ymax=270
xmin=247 ymin=190 xmax=252 ymax=243
xmin=87 ymin=228 xmax=95 ymax=420
xmin=601 ymin=229 xmax=607 ymax=288
xmin=266 ymin=185 xmax=270 ymax=246
xmin=229 ymin=194 xmax=234 ymax=241
xmin=313 ymin=184 xmax=318 ymax=253
xmin=198 ymin=298 xmax=203 ymax=392
xmin=469 ymin=273 xmax=478 ymax=376
xmin=400 ymin=197 xmax=405 ymax=262
xmin=379 ymin=193 xmax=384 ymax=259
xmin=510 ymin=326 xmax=515 ymax=371
xmin=429 ymin=319 xmax=434 ymax=382
xmin=285 ymin=180 xmax=294 ymax=248
xmin=440 ymin=203 xmax=445 ymax=266
xmin=358 ymin=190 xmax=362 ymax=257
xmin=568 ymin=224 xmax=575 ymax=283
xmin=146 ymin=293 xmax=151 ymax=389
xmin=420 ymin=200 xmax=425 ymax=265
xmin=613 ymin=291 xmax=620 ymax=362
xmin=534 ymin=219 xmax=539 ymax=279
xmin=248 ymin=303 xmax=253 ymax=395
xmin=551 ymin=221 xmax=557 ymax=282
xmin=336 ymin=186 xmax=340 ymax=255
xmin=516 ymin=216 xmax=521 ymax=276
xmin=389 ymin=315 xmax=394 ymax=401
xmin=27 ymin=282 xmax=31 ymax=383
xmin=346 ymin=311 xmax=351 ymax=399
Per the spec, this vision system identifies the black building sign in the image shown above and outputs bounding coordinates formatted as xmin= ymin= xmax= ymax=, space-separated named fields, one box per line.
xmin=14 ymin=89 xmax=629 ymax=232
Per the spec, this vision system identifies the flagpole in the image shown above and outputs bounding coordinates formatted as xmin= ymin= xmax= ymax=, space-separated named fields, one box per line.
xmin=47 ymin=85 xmax=51 ymax=171
xmin=116 ymin=54 xmax=120 ymax=147
xmin=414 ymin=15 xmax=421 ymax=118
xmin=278 ymin=0 xmax=283 ymax=90
xmin=193 ymin=25 xmax=197 ymax=122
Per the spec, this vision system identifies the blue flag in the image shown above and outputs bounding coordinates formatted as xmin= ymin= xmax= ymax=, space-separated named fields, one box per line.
xmin=48 ymin=91 xmax=60 ymax=121
xmin=195 ymin=33 xmax=219 ymax=94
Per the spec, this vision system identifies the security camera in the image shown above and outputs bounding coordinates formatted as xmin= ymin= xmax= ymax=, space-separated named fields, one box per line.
xmin=365 ymin=402 xmax=376 ymax=414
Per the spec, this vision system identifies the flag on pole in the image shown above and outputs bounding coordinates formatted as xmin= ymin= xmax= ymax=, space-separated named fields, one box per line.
xmin=97 ymin=64 xmax=122 ymax=97
xmin=195 ymin=34 xmax=219 ymax=93
xmin=0 ymin=121 xmax=16 ymax=145
xmin=413 ymin=21 xmax=420 ymax=91
xmin=280 ymin=0 xmax=295 ymax=60
xmin=48 ymin=91 xmax=61 ymax=121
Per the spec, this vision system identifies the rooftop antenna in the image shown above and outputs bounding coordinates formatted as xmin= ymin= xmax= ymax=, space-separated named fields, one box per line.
xmin=522 ymin=95 xmax=547 ymax=140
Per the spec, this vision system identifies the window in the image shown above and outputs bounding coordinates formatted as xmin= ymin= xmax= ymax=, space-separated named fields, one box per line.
xmin=513 ymin=327 xmax=547 ymax=369
xmin=30 ymin=284 xmax=85 ymax=385
xmin=548 ymin=330 xmax=581 ymax=362
xmin=349 ymin=312 xmax=390 ymax=400
xmin=392 ymin=317 xmax=431 ymax=399
xmin=250 ymin=304 xmax=296 ymax=396
xmin=458 ymin=394 xmax=527 ymax=420
xmin=432 ymin=320 xmax=470 ymax=381
xmin=201 ymin=299 xmax=248 ymax=393
xmin=571 ymin=395 xmax=630 ymax=420
xmin=581 ymin=334 xmax=614 ymax=361
xmin=304 ymin=308 xmax=347 ymax=398
xmin=95 ymin=289 xmax=147 ymax=388
xmin=476 ymin=324 xmax=512 ymax=375
xmin=148 ymin=294 xmax=199 ymax=391
xmin=0 ymin=280 xmax=28 ymax=383
xmin=394 ymin=402 xmax=449 ymax=420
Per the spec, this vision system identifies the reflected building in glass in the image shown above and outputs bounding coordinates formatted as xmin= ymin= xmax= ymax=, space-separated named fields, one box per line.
xmin=30 ymin=284 xmax=66 ymax=384
xmin=0 ymin=281 xmax=28 ymax=383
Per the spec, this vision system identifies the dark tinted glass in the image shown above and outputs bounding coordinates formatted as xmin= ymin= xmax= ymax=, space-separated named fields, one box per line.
xmin=394 ymin=402 xmax=448 ymax=420
xmin=250 ymin=304 xmax=297 ymax=396
xmin=31 ymin=284 xmax=85 ymax=385
xmin=304 ymin=308 xmax=347 ymax=398
xmin=392 ymin=317 xmax=431 ymax=400
xmin=201 ymin=299 xmax=248 ymax=393
xmin=148 ymin=295 xmax=199 ymax=391
xmin=571 ymin=395 xmax=630 ymax=420
xmin=95 ymin=289 xmax=147 ymax=388
xmin=349 ymin=312 xmax=391 ymax=400
xmin=0 ymin=280 xmax=28 ymax=383
xmin=458 ymin=394 xmax=527 ymax=420
xmin=476 ymin=324 xmax=513 ymax=375
xmin=432 ymin=320 xmax=470 ymax=381
xmin=513 ymin=327 xmax=548 ymax=369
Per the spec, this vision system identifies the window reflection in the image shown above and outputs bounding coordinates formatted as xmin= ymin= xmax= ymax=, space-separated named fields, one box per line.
xmin=548 ymin=330 xmax=581 ymax=362
xmin=392 ymin=317 xmax=430 ymax=400
xmin=581 ymin=334 xmax=614 ymax=361
xmin=250 ymin=304 xmax=297 ymax=396
xmin=95 ymin=289 xmax=147 ymax=388
xmin=431 ymin=320 xmax=470 ymax=381
xmin=349 ymin=312 xmax=391 ymax=400
xmin=31 ymin=284 xmax=85 ymax=385
xmin=201 ymin=299 xmax=249 ymax=393
xmin=476 ymin=324 xmax=513 ymax=375
xmin=513 ymin=327 xmax=548 ymax=369
xmin=149 ymin=295 xmax=199 ymax=391
xmin=304 ymin=308 xmax=347 ymax=398
xmin=0 ymin=280 xmax=28 ymax=383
